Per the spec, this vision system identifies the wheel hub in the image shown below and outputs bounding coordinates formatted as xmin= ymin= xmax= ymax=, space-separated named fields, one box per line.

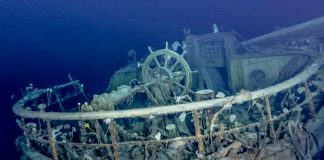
xmin=151 ymin=67 xmax=174 ymax=81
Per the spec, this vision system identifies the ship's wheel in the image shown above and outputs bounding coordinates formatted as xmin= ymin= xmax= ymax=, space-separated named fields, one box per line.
xmin=141 ymin=43 xmax=192 ymax=104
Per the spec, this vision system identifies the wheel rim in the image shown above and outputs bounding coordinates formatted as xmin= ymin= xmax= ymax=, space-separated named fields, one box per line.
xmin=142 ymin=49 xmax=192 ymax=103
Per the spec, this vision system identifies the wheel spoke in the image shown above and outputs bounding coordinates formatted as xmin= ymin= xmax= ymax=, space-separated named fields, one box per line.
xmin=144 ymin=68 xmax=153 ymax=79
xmin=173 ymin=81 xmax=186 ymax=89
xmin=173 ymin=71 xmax=185 ymax=78
xmin=147 ymin=67 xmax=152 ymax=71
xmin=170 ymin=60 xmax=179 ymax=71
xmin=164 ymin=56 xmax=168 ymax=68
xmin=154 ymin=57 xmax=161 ymax=67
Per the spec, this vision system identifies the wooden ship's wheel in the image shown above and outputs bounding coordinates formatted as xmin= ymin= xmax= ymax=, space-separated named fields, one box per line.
xmin=141 ymin=45 xmax=192 ymax=104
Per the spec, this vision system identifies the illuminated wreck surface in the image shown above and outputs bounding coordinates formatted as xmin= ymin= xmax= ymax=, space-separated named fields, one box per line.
xmin=13 ymin=16 xmax=324 ymax=160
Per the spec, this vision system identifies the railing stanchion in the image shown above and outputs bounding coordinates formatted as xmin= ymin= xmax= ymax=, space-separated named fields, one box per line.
xmin=21 ymin=118 xmax=31 ymax=148
xmin=46 ymin=120 xmax=59 ymax=160
xmin=265 ymin=96 xmax=276 ymax=143
xmin=94 ymin=120 xmax=114 ymax=158
xmin=192 ymin=110 xmax=205 ymax=159
xmin=79 ymin=121 xmax=87 ymax=143
xmin=303 ymin=82 xmax=316 ymax=117
xmin=110 ymin=120 xmax=119 ymax=160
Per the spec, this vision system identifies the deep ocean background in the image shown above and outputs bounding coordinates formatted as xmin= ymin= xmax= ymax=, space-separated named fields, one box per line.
xmin=1 ymin=0 xmax=324 ymax=159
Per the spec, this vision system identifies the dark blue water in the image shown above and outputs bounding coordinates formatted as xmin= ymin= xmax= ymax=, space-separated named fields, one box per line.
xmin=1 ymin=0 xmax=324 ymax=159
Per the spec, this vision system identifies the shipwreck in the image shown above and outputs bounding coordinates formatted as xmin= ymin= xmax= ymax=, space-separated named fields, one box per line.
xmin=12 ymin=16 xmax=324 ymax=160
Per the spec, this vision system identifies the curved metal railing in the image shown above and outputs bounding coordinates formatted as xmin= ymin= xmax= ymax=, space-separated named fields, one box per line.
xmin=13 ymin=57 xmax=324 ymax=160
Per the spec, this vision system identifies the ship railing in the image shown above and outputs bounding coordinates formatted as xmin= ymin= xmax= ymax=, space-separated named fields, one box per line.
xmin=12 ymin=57 xmax=324 ymax=160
